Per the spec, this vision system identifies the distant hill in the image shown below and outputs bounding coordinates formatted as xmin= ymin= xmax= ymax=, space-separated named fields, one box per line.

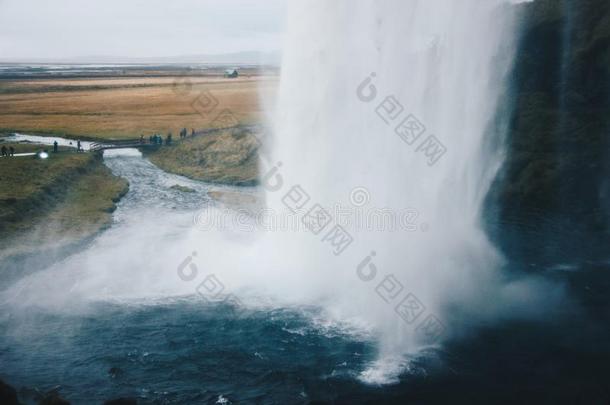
xmin=0 ymin=51 xmax=282 ymax=66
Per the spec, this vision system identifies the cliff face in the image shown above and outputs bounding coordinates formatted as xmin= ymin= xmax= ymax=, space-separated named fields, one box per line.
xmin=490 ymin=0 xmax=610 ymax=263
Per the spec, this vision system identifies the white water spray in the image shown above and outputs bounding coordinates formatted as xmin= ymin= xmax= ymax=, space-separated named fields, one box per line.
xmin=261 ymin=0 xmax=520 ymax=382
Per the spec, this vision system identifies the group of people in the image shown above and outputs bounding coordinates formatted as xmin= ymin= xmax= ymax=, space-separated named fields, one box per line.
xmin=141 ymin=128 xmax=195 ymax=146
xmin=51 ymin=140 xmax=82 ymax=152
xmin=146 ymin=134 xmax=172 ymax=145
xmin=179 ymin=128 xmax=195 ymax=139
xmin=1 ymin=140 xmax=83 ymax=157
xmin=1 ymin=145 xmax=15 ymax=157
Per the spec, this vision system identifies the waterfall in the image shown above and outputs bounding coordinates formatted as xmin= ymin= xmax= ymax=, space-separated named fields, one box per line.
xmin=262 ymin=0 xmax=520 ymax=382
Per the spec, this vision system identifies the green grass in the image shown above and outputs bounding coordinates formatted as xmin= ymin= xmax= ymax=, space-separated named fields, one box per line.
xmin=0 ymin=148 xmax=91 ymax=202
xmin=0 ymin=146 xmax=128 ymax=257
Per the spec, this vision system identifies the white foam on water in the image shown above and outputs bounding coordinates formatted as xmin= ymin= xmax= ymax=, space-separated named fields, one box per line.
xmin=358 ymin=356 xmax=413 ymax=386
xmin=103 ymin=148 xmax=142 ymax=157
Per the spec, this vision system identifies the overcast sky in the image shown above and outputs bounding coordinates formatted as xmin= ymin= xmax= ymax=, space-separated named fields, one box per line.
xmin=0 ymin=0 xmax=286 ymax=61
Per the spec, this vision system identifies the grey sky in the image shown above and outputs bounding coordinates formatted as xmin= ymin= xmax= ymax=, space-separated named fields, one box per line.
xmin=0 ymin=0 xmax=286 ymax=61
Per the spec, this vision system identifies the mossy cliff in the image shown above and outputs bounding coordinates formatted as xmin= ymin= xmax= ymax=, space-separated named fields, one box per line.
xmin=490 ymin=0 xmax=610 ymax=262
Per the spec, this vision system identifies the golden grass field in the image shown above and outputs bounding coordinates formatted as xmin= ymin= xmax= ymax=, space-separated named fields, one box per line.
xmin=0 ymin=75 xmax=277 ymax=140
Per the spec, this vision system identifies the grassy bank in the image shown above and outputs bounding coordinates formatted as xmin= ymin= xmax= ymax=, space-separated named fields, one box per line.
xmin=0 ymin=75 xmax=277 ymax=140
xmin=0 ymin=145 xmax=128 ymax=261
xmin=146 ymin=127 xmax=261 ymax=185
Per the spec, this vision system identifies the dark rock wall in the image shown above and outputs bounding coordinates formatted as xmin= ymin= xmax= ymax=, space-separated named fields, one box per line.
xmin=489 ymin=0 xmax=610 ymax=264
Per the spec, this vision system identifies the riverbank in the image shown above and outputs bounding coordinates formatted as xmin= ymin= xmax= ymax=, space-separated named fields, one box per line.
xmin=145 ymin=126 xmax=261 ymax=186
xmin=0 ymin=144 xmax=128 ymax=277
